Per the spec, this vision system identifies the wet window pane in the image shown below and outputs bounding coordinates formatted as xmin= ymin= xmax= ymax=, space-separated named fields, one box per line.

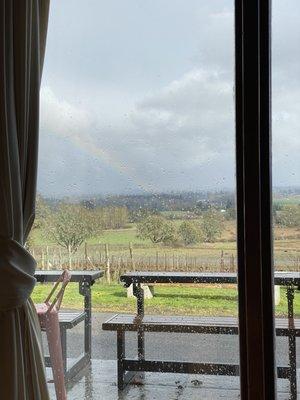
xmin=32 ymin=1 xmax=239 ymax=398
xmin=273 ymin=1 xmax=300 ymax=398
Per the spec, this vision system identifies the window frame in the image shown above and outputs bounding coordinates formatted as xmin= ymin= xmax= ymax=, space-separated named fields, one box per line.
xmin=235 ymin=0 xmax=276 ymax=398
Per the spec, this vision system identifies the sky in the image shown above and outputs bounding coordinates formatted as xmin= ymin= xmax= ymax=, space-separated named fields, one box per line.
xmin=38 ymin=0 xmax=300 ymax=197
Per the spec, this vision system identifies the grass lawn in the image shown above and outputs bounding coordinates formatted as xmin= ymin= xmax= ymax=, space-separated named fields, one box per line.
xmin=274 ymin=195 xmax=300 ymax=206
xmin=87 ymin=227 xmax=152 ymax=246
xmin=32 ymin=282 xmax=300 ymax=317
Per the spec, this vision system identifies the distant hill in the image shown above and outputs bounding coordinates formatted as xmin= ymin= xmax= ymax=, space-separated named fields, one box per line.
xmin=40 ymin=186 xmax=300 ymax=212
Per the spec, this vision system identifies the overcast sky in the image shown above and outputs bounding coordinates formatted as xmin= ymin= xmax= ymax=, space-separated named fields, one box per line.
xmin=38 ymin=0 xmax=300 ymax=197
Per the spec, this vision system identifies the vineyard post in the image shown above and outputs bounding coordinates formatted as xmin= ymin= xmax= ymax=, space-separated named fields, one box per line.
xmin=220 ymin=249 xmax=224 ymax=271
xmin=68 ymin=244 xmax=72 ymax=270
xmin=58 ymin=247 xmax=62 ymax=268
xmin=84 ymin=242 xmax=88 ymax=270
xmin=129 ymin=242 xmax=135 ymax=271
xmin=46 ymin=246 xmax=50 ymax=270
xmin=98 ymin=241 xmax=102 ymax=264
xmin=105 ymin=243 xmax=111 ymax=284
xmin=41 ymin=249 xmax=45 ymax=270
xmin=230 ymin=254 xmax=235 ymax=271
xmin=51 ymin=250 xmax=55 ymax=269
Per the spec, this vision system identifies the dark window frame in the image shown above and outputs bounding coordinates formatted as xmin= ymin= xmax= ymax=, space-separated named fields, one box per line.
xmin=235 ymin=0 xmax=276 ymax=399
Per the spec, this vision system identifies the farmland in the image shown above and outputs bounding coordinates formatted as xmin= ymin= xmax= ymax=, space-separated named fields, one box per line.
xmin=29 ymin=219 xmax=300 ymax=276
xmin=30 ymin=191 xmax=300 ymax=316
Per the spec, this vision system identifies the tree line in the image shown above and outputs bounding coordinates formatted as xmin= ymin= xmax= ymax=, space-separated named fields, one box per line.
xmin=274 ymin=204 xmax=300 ymax=227
xmin=137 ymin=210 xmax=225 ymax=246
xmin=28 ymin=197 xmax=299 ymax=260
xmin=29 ymin=197 xmax=129 ymax=254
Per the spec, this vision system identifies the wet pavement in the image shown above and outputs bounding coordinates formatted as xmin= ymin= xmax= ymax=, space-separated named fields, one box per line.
xmin=42 ymin=312 xmax=299 ymax=367
xmin=43 ymin=312 xmax=300 ymax=399
xmin=47 ymin=359 xmax=296 ymax=400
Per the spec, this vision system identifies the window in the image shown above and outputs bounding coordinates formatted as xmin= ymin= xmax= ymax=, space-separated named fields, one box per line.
xmin=32 ymin=1 xmax=278 ymax=398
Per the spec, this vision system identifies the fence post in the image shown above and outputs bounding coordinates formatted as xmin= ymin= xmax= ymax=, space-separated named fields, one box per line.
xmin=230 ymin=254 xmax=235 ymax=271
xmin=52 ymin=249 xmax=56 ymax=269
xmin=220 ymin=249 xmax=224 ymax=271
xmin=129 ymin=242 xmax=135 ymax=271
xmin=84 ymin=242 xmax=88 ymax=270
xmin=58 ymin=247 xmax=62 ymax=268
xmin=41 ymin=249 xmax=45 ymax=270
xmin=105 ymin=243 xmax=111 ymax=284
xmin=68 ymin=245 xmax=72 ymax=270
xmin=46 ymin=246 xmax=50 ymax=270
xmin=98 ymin=242 xmax=102 ymax=264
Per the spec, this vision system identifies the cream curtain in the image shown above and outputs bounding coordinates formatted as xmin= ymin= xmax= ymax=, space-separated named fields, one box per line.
xmin=0 ymin=1 xmax=50 ymax=399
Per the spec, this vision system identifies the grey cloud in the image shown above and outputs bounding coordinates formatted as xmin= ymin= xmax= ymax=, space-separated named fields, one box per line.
xmin=38 ymin=0 xmax=300 ymax=196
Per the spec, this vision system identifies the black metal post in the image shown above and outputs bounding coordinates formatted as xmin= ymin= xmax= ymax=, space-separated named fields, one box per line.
xmin=287 ymin=288 xmax=297 ymax=399
xmin=60 ymin=328 xmax=67 ymax=373
xmin=117 ymin=330 xmax=125 ymax=390
xmin=133 ymin=283 xmax=145 ymax=360
xmin=79 ymin=280 xmax=92 ymax=360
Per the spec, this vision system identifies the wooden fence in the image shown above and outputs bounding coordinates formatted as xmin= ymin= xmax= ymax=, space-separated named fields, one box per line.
xmin=29 ymin=243 xmax=237 ymax=282
xmin=29 ymin=242 xmax=299 ymax=283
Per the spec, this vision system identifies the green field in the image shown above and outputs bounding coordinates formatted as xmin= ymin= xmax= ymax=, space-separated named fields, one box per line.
xmin=87 ymin=226 xmax=152 ymax=246
xmin=274 ymin=195 xmax=300 ymax=206
xmin=31 ymin=200 xmax=300 ymax=316
xmin=28 ymin=193 xmax=300 ymax=282
xmin=31 ymin=282 xmax=300 ymax=317
xmin=30 ymin=220 xmax=299 ymax=272
xmin=30 ymin=219 xmax=299 ymax=248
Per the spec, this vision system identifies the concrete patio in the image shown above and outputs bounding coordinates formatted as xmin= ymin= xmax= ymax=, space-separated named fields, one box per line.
xmin=47 ymin=359 xmax=297 ymax=400
xmin=44 ymin=312 xmax=300 ymax=399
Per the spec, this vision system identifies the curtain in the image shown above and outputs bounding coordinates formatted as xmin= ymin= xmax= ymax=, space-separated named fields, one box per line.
xmin=0 ymin=1 xmax=50 ymax=399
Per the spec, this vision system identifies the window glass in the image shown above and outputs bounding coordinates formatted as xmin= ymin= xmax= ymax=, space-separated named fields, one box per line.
xmin=272 ymin=1 xmax=300 ymax=397
xmin=32 ymin=1 xmax=239 ymax=398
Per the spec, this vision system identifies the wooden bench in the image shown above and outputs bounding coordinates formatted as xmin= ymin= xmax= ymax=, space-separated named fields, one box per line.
xmin=103 ymin=314 xmax=300 ymax=395
xmin=45 ymin=311 xmax=86 ymax=381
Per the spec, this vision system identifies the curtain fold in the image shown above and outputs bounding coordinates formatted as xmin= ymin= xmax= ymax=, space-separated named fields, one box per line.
xmin=0 ymin=1 xmax=50 ymax=399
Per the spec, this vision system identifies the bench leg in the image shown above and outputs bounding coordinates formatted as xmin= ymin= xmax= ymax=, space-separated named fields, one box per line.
xmin=138 ymin=329 xmax=145 ymax=360
xmin=286 ymin=287 xmax=297 ymax=400
xmin=135 ymin=283 xmax=145 ymax=361
xmin=117 ymin=330 xmax=125 ymax=390
xmin=289 ymin=334 xmax=297 ymax=400
xmin=60 ymin=327 xmax=67 ymax=374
